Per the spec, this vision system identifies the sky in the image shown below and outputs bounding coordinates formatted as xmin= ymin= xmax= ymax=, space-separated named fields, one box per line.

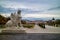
xmin=0 ymin=0 xmax=60 ymax=20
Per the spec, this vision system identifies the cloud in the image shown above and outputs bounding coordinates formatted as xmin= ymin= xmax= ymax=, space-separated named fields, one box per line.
xmin=23 ymin=14 xmax=60 ymax=18
xmin=48 ymin=6 xmax=60 ymax=11
xmin=1 ymin=13 xmax=60 ymax=18
xmin=0 ymin=6 xmax=16 ymax=13
xmin=0 ymin=0 xmax=53 ymax=13
xmin=0 ymin=0 xmax=60 ymax=19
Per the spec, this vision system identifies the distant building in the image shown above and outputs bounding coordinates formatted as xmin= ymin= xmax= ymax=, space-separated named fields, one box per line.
xmin=26 ymin=20 xmax=45 ymax=24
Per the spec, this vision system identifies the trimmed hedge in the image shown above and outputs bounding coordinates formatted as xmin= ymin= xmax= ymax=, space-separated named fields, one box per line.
xmin=23 ymin=24 xmax=34 ymax=28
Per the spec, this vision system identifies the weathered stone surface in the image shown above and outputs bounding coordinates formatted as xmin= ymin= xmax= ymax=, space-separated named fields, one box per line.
xmin=1 ymin=30 xmax=26 ymax=33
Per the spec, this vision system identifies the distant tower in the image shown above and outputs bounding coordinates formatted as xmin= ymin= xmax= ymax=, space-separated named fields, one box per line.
xmin=52 ymin=17 xmax=55 ymax=22
xmin=52 ymin=17 xmax=55 ymax=20
xmin=52 ymin=17 xmax=55 ymax=26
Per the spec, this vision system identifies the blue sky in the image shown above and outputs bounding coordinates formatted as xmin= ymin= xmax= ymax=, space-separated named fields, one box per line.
xmin=0 ymin=0 xmax=60 ymax=20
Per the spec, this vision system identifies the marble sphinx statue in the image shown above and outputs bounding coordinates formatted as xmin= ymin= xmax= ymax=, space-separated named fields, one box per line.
xmin=6 ymin=10 xmax=23 ymax=27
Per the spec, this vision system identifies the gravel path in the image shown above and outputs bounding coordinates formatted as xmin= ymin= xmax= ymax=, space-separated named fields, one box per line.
xmin=25 ymin=25 xmax=60 ymax=33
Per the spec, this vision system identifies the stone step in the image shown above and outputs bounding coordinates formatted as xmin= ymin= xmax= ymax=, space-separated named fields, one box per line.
xmin=1 ymin=30 xmax=26 ymax=33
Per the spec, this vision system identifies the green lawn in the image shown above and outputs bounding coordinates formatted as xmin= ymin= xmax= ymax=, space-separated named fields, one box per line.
xmin=23 ymin=24 xmax=35 ymax=28
xmin=0 ymin=25 xmax=6 ymax=29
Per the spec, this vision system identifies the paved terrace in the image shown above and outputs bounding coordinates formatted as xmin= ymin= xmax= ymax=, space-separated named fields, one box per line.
xmin=0 ymin=25 xmax=60 ymax=33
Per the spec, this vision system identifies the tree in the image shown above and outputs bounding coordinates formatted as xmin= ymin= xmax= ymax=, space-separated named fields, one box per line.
xmin=52 ymin=17 xmax=55 ymax=26
xmin=0 ymin=15 xmax=10 ymax=25
xmin=55 ymin=19 xmax=60 ymax=24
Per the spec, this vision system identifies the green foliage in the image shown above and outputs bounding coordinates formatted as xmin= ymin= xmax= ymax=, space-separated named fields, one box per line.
xmin=38 ymin=23 xmax=45 ymax=28
xmin=23 ymin=24 xmax=34 ymax=28
xmin=0 ymin=15 xmax=10 ymax=25
xmin=54 ymin=19 xmax=60 ymax=27
xmin=55 ymin=19 xmax=60 ymax=24
xmin=0 ymin=25 xmax=6 ymax=28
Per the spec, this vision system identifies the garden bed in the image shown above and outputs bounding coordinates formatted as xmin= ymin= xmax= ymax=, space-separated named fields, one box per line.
xmin=23 ymin=24 xmax=35 ymax=28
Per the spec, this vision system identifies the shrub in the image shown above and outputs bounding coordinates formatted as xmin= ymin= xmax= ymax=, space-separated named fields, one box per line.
xmin=0 ymin=25 xmax=6 ymax=28
xmin=23 ymin=24 xmax=34 ymax=28
xmin=38 ymin=23 xmax=45 ymax=28
xmin=0 ymin=15 xmax=10 ymax=25
xmin=55 ymin=19 xmax=60 ymax=25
